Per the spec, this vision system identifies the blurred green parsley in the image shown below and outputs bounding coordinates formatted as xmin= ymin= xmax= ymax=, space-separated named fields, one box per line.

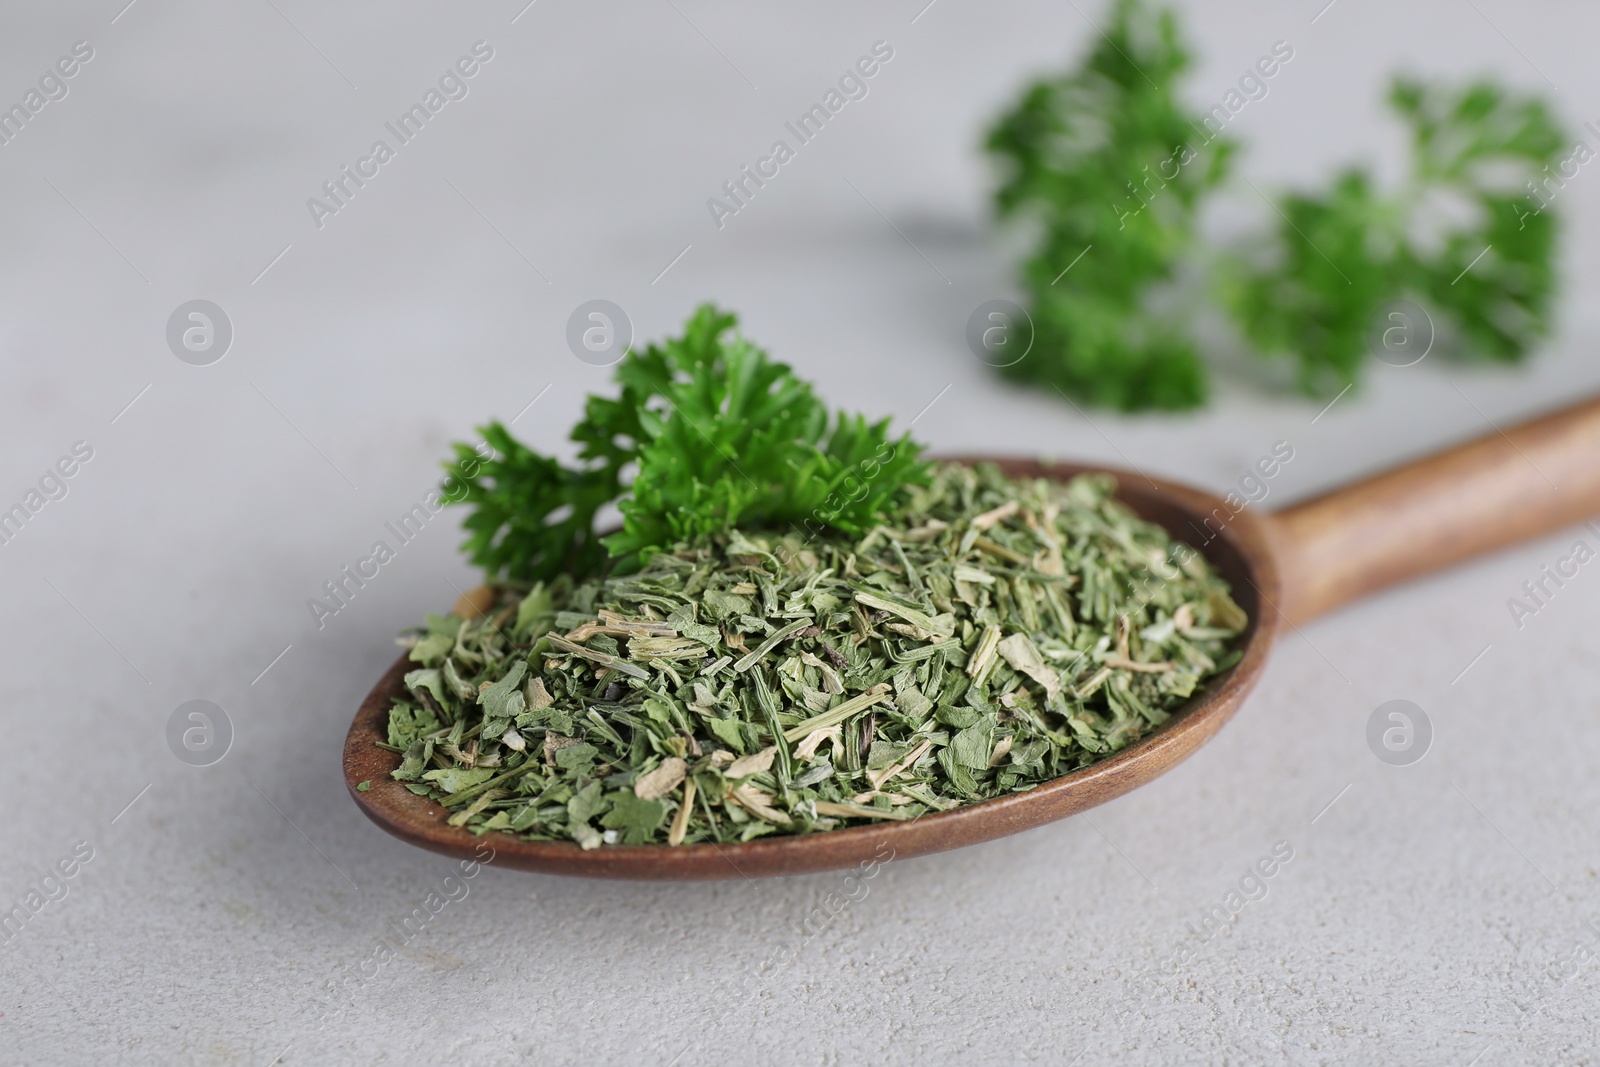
xmin=986 ymin=0 xmax=1568 ymax=409
xmin=987 ymin=0 xmax=1233 ymax=410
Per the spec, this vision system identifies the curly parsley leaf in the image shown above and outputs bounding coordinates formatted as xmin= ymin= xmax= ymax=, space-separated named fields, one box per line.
xmin=986 ymin=0 xmax=1234 ymax=410
xmin=1223 ymin=76 xmax=1566 ymax=396
xmin=1221 ymin=170 xmax=1402 ymax=395
xmin=446 ymin=304 xmax=929 ymax=583
xmin=445 ymin=422 xmax=619 ymax=588
xmin=1392 ymin=77 xmax=1565 ymax=365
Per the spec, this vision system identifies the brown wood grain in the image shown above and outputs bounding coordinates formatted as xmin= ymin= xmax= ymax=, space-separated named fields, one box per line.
xmin=1270 ymin=396 xmax=1600 ymax=623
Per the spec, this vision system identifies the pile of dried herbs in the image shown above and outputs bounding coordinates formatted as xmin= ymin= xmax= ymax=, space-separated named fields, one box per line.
xmin=387 ymin=463 xmax=1248 ymax=848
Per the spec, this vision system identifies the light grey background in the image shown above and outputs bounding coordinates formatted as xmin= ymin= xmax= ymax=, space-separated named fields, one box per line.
xmin=4 ymin=1 xmax=1600 ymax=1063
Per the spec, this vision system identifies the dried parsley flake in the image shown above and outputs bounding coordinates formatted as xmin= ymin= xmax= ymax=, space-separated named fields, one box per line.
xmin=386 ymin=462 xmax=1246 ymax=848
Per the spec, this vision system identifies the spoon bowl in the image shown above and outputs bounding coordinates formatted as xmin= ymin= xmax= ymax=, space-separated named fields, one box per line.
xmin=345 ymin=458 xmax=1280 ymax=878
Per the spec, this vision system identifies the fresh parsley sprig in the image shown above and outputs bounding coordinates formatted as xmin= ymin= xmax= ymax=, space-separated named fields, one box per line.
xmin=447 ymin=304 xmax=929 ymax=582
xmin=987 ymin=0 xmax=1568 ymax=409
xmin=986 ymin=0 xmax=1234 ymax=411
xmin=1225 ymin=77 xmax=1565 ymax=396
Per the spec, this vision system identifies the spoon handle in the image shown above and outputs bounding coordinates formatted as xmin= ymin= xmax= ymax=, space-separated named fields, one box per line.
xmin=1268 ymin=395 xmax=1600 ymax=623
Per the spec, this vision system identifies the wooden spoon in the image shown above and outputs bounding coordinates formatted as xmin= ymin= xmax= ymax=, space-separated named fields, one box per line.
xmin=345 ymin=395 xmax=1600 ymax=879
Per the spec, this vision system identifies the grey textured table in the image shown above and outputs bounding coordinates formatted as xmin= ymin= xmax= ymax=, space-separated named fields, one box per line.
xmin=4 ymin=1 xmax=1600 ymax=1063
